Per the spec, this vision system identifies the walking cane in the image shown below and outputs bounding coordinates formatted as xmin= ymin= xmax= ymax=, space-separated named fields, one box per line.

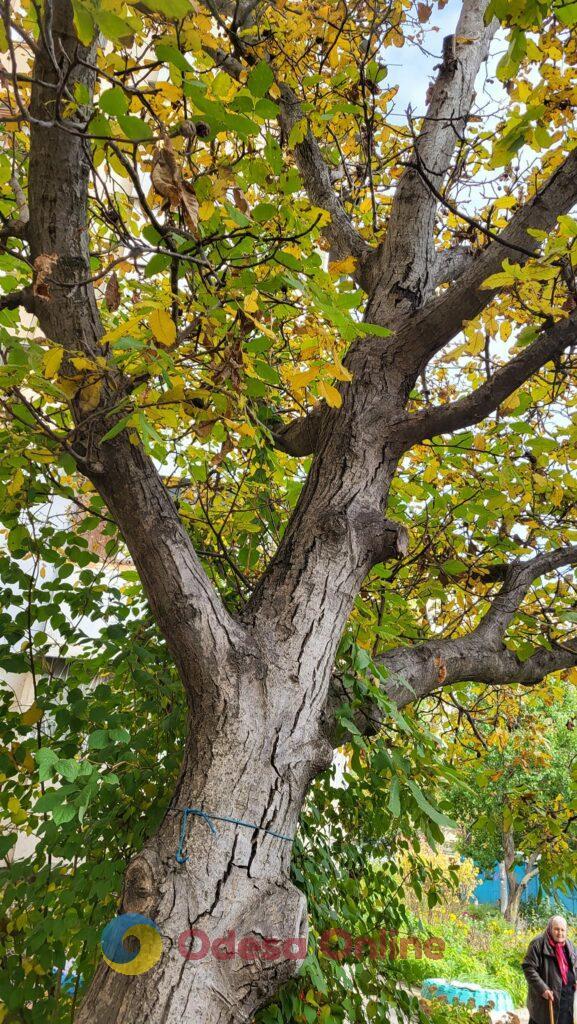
xmin=549 ymin=996 xmax=555 ymax=1024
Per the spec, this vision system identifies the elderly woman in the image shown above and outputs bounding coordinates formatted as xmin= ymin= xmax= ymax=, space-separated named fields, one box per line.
xmin=522 ymin=916 xmax=577 ymax=1024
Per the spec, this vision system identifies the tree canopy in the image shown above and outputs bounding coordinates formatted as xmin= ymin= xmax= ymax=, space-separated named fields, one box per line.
xmin=1 ymin=0 xmax=577 ymax=1021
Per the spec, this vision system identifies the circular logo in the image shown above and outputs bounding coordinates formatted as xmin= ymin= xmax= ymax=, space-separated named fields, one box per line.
xmin=101 ymin=913 xmax=163 ymax=976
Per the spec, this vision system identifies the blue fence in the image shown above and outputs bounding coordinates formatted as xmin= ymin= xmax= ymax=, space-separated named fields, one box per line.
xmin=474 ymin=865 xmax=577 ymax=915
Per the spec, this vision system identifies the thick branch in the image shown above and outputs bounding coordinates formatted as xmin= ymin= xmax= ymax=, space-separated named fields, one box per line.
xmin=0 ymin=287 xmax=35 ymax=313
xmin=365 ymin=0 xmax=496 ymax=322
xmin=327 ymin=546 xmax=577 ymax=740
xmin=278 ymin=85 xmax=372 ymax=280
xmin=398 ymin=308 xmax=577 ymax=445
xmin=431 ymin=245 xmax=475 ymax=288
xmin=27 ymin=0 xmax=242 ymax=688
xmin=402 ymin=147 xmax=577 ymax=370
xmin=270 ymin=404 xmax=323 ymax=457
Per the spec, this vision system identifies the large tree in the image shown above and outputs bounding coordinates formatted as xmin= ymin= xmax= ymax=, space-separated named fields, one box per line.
xmin=1 ymin=0 xmax=577 ymax=1020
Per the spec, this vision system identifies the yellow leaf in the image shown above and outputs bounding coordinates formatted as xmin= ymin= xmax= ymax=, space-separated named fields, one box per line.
xmin=7 ymin=469 xmax=24 ymax=496
xmin=318 ymin=381 xmax=342 ymax=408
xmin=101 ymin=314 xmax=143 ymax=345
xmin=243 ymin=290 xmax=259 ymax=314
xmin=149 ymin=308 xmax=177 ymax=347
xmin=329 ymin=257 xmax=357 ymax=276
xmin=21 ymin=703 xmax=43 ymax=726
xmin=78 ymin=379 xmax=102 ymax=414
xmin=57 ymin=376 xmax=80 ymax=399
xmin=70 ymin=356 xmax=96 ymax=371
xmin=43 ymin=346 xmax=64 ymax=379
xmin=500 ymin=391 xmax=520 ymax=412
xmin=493 ymin=196 xmax=517 ymax=210
xmin=162 ymin=380 xmax=186 ymax=403
xmin=464 ymin=330 xmax=484 ymax=355
xmin=481 ymin=271 xmax=516 ymax=289
xmin=332 ymin=358 xmax=353 ymax=382
xmin=243 ymin=312 xmax=276 ymax=340
xmin=284 ymin=366 xmax=317 ymax=389
xmin=198 ymin=200 xmax=215 ymax=221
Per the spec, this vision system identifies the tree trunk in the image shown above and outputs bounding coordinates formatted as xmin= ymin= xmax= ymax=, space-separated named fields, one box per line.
xmin=502 ymin=827 xmax=538 ymax=930
xmin=504 ymin=879 xmax=522 ymax=928
xmin=75 ymin=691 xmax=318 ymax=1022
xmin=499 ymin=862 xmax=508 ymax=916
xmin=75 ymin=394 xmax=401 ymax=1022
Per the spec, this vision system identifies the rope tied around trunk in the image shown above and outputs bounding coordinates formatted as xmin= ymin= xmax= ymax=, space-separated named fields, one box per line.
xmin=174 ymin=806 xmax=294 ymax=864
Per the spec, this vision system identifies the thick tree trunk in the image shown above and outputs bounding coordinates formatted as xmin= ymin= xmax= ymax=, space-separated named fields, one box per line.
xmin=75 ymin=684 xmax=318 ymax=1022
xmin=74 ymin=389 xmax=401 ymax=1022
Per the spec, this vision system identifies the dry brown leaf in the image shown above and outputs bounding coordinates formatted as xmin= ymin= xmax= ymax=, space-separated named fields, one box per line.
xmin=104 ymin=271 xmax=120 ymax=312
xmin=417 ymin=2 xmax=432 ymax=22
xmin=152 ymin=141 xmax=199 ymax=235
xmin=33 ymin=253 xmax=58 ymax=300
xmin=151 ymin=143 xmax=181 ymax=204
xmin=233 ymin=187 xmax=250 ymax=214
xmin=180 ymin=182 xmax=199 ymax=236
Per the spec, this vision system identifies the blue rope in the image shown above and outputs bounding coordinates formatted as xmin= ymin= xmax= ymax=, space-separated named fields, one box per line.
xmin=175 ymin=806 xmax=293 ymax=864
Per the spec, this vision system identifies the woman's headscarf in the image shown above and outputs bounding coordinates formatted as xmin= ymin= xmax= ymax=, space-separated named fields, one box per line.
xmin=547 ymin=917 xmax=570 ymax=986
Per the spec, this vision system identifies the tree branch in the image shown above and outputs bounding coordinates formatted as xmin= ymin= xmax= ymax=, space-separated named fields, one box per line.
xmin=0 ymin=287 xmax=35 ymax=313
xmin=26 ymin=0 xmax=244 ymax=692
xmin=398 ymin=307 xmax=577 ymax=446
xmin=278 ymin=84 xmax=372 ymax=283
xmin=431 ymin=244 xmax=475 ymax=288
xmin=401 ymin=147 xmax=577 ymax=371
xmin=364 ymin=0 xmax=496 ymax=322
xmin=326 ymin=546 xmax=577 ymax=740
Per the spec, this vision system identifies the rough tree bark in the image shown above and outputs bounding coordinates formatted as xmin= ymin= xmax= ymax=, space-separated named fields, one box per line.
xmin=9 ymin=0 xmax=577 ymax=1019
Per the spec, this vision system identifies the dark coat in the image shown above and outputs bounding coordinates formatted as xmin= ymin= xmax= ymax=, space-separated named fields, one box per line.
xmin=522 ymin=931 xmax=577 ymax=1024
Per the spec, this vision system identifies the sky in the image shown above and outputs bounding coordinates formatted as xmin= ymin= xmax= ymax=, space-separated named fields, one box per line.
xmin=386 ymin=0 xmax=465 ymax=117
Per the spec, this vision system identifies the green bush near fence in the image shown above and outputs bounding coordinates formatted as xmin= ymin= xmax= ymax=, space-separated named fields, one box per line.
xmin=394 ymin=908 xmax=577 ymax=1009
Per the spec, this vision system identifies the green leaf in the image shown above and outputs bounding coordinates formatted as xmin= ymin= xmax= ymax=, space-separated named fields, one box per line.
xmin=87 ymin=729 xmax=109 ymax=750
xmin=407 ymin=780 xmax=457 ymax=828
xmin=155 ymin=43 xmax=193 ymax=73
xmin=101 ymin=416 xmax=130 ymax=443
xmin=140 ymin=0 xmax=191 ymax=16
xmin=0 ymin=834 xmax=17 ymax=858
xmin=99 ymin=87 xmax=129 ymax=117
xmin=71 ymin=1 xmax=95 ymax=45
xmin=388 ymin=777 xmax=401 ymax=817
xmin=117 ymin=115 xmax=153 ymax=141
xmin=92 ymin=9 xmax=134 ymax=42
xmin=557 ymin=1 xmax=577 ymax=26
xmin=33 ymin=789 xmax=64 ymax=813
xmin=442 ymin=559 xmax=467 ymax=575
xmin=247 ymin=61 xmax=275 ymax=98
xmin=52 ymin=803 xmax=77 ymax=826
xmin=354 ymin=322 xmax=392 ymax=338
xmin=55 ymin=758 xmax=80 ymax=782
